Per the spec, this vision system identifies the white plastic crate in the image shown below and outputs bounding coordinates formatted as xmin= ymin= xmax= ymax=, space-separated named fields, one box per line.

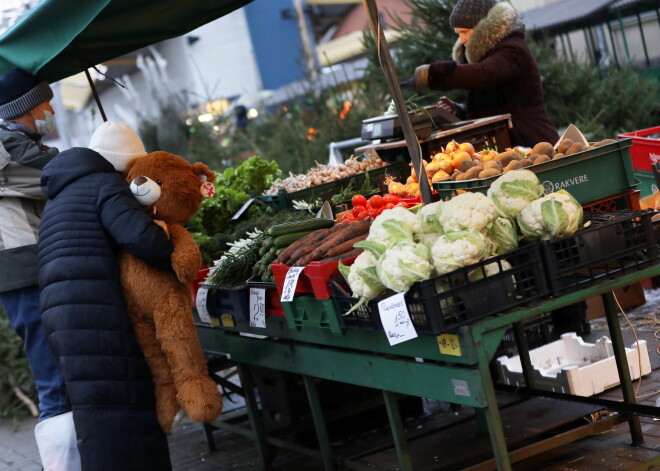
xmin=496 ymin=332 xmax=651 ymax=397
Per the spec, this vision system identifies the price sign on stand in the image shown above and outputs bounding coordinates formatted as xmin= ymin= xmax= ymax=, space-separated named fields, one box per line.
xmin=378 ymin=292 xmax=417 ymax=346
xmin=195 ymin=287 xmax=212 ymax=324
xmin=249 ymin=288 xmax=266 ymax=328
xmin=280 ymin=267 xmax=305 ymax=302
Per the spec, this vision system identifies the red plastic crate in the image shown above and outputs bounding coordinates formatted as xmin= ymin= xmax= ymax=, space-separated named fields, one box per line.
xmin=272 ymin=255 xmax=359 ymax=300
xmin=618 ymin=126 xmax=660 ymax=171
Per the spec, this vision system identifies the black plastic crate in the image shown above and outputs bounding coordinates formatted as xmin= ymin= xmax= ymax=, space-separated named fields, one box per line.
xmin=329 ymin=280 xmax=383 ymax=332
xmin=330 ymin=242 xmax=548 ymax=335
xmin=407 ymin=243 xmax=548 ymax=334
xmin=494 ymin=314 xmax=556 ymax=359
xmin=541 ymin=210 xmax=659 ymax=297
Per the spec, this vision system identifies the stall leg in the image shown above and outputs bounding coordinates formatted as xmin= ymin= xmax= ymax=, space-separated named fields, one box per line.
xmin=237 ymin=364 xmax=274 ymax=470
xmin=382 ymin=390 xmax=413 ymax=471
xmin=602 ymin=291 xmax=644 ymax=445
xmin=302 ymin=375 xmax=335 ymax=471
xmin=512 ymin=321 xmax=536 ymax=388
xmin=476 ymin=336 xmax=512 ymax=471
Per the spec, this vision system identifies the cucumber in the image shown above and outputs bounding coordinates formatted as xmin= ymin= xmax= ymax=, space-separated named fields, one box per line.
xmin=273 ymin=230 xmax=315 ymax=248
xmin=266 ymin=218 xmax=334 ymax=237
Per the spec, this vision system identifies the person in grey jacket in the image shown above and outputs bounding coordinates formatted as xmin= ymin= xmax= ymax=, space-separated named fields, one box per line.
xmin=0 ymin=68 xmax=80 ymax=469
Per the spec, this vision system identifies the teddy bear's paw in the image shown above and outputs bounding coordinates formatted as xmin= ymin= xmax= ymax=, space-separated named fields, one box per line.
xmin=177 ymin=377 xmax=223 ymax=423
xmin=171 ymin=256 xmax=200 ymax=285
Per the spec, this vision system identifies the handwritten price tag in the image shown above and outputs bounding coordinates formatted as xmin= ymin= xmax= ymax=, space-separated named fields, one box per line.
xmin=249 ymin=288 xmax=266 ymax=328
xmin=378 ymin=292 xmax=417 ymax=346
xmin=195 ymin=287 xmax=212 ymax=324
xmin=280 ymin=266 xmax=305 ymax=303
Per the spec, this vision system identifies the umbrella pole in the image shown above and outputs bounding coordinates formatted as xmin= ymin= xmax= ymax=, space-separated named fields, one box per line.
xmin=84 ymin=67 xmax=107 ymax=122
xmin=361 ymin=0 xmax=432 ymax=204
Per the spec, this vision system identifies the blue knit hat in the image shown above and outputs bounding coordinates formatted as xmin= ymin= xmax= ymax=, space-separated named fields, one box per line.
xmin=0 ymin=68 xmax=53 ymax=120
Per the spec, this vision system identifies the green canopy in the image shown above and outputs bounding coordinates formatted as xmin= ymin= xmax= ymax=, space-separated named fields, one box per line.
xmin=0 ymin=0 xmax=254 ymax=83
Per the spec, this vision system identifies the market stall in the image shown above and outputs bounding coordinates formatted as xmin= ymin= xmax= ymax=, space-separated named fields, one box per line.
xmin=195 ymin=129 xmax=660 ymax=470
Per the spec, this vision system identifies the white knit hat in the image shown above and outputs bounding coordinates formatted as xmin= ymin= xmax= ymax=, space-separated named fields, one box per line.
xmin=89 ymin=121 xmax=147 ymax=172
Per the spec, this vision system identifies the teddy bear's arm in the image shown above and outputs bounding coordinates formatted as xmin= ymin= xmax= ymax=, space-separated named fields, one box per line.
xmin=168 ymin=224 xmax=202 ymax=285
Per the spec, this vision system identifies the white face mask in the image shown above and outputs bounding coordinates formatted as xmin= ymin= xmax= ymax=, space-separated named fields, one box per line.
xmin=35 ymin=110 xmax=56 ymax=137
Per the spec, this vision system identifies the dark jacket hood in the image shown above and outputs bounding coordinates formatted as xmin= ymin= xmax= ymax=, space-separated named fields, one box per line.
xmin=41 ymin=147 xmax=116 ymax=198
xmin=453 ymin=2 xmax=525 ymax=64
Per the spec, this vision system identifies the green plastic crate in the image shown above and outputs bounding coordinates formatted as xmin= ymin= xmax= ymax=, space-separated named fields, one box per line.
xmin=634 ymin=170 xmax=658 ymax=198
xmin=282 ymin=295 xmax=342 ymax=333
xmin=433 ymin=139 xmax=636 ymax=204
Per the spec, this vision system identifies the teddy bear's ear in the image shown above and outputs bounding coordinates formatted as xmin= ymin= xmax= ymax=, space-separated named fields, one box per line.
xmin=124 ymin=156 xmax=141 ymax=175
xmin=193 ymin=162 xmax=215 ymax=184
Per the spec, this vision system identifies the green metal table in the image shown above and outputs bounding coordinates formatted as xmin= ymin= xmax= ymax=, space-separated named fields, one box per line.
xmin=197 ymin=265 xmax=660 ymax=471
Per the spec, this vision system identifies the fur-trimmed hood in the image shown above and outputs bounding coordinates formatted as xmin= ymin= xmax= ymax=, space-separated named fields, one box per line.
xmin=452 ymin=2 xmax=525 ymax=64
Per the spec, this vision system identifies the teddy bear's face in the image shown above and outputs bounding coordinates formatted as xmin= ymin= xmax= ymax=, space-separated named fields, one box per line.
xmin=125 ymin=151 xmax=215 ymax=225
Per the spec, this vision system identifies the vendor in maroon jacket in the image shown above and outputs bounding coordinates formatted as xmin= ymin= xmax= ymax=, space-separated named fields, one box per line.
xmin=407 ymin=0 xmax=559 ymax=148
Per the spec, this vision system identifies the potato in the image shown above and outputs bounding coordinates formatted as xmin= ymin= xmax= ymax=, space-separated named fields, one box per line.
xmin=483 ymin=160 xmax=502 ymax=170
xmin=520 ymin=158 xmax=534 ymax=167
xmin=454 ymin=172 xmax=467 ymax=181
xmin=503 ymin=160 xmax=523 ymax=172
xmin=565 ymin=142 xmax=584 ymax=155
xmin=552 ymin=153 xmax=565 ymax=160
xmin=479 ymin=168 xmax=501 ymax=178
xmin=464 ymin=166 xmax=484 ymax=180
xmin=531 ymin=141 xmax=555 ymax=157
xmin=495 ymin=150 xmax=520 ymax=167
xmin=460 ymin=159 xmax=475 ymax=172
xmin=557 ymin=139 xmax=573 ymax=155
xmin=533 ymin=154 xmax=551 ymax=165
xmin=591 ymin=138 xmax=617 ymax=147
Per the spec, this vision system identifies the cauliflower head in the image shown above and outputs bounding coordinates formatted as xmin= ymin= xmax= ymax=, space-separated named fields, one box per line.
xmin=487 ymin=169 xmax=545 ymax=219
xmin=367 ymin=206 xmax=420 ymax=247
xmin=376 ymin=240 xmax=432 ymax=292
xmin=487 ymin=217 xmax=519 ymax=255
xmin=418 ymin=201 xmax=444 ymax=234
xmin=340 ymin=250 xmax=385 ymax=299
xmin=430 ymin=229 xmax=491 ymax=275
xmin=517 ymin=189 xmax=583 ymax=240
xmin=439 ymin=192 xmax=497 ymax=233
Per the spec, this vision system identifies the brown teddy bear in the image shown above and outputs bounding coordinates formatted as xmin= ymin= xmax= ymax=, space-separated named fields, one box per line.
xmin=119 ymin=151 xmax=222 ymax=434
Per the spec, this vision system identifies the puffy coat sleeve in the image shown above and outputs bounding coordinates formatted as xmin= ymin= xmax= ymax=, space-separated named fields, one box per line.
xmin=97 ymin=173 xmax=174 ymax=271
xmin=0 ymin=133 xmax=58 ymax=199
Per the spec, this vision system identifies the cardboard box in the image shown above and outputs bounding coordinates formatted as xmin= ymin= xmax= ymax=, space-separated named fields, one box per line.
xmin=585 ymin=282 xmax=646 ymax=320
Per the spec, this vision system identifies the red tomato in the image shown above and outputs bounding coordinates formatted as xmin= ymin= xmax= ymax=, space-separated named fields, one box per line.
xmin=368 ymin=208 xmax=381 ymax=219
xmin=383 ymin=194 xmax=400 ymax=205
xmin=341 ymin=214 xmax=356 ymax=223
xmin=383 ymin=202 xmax=395 ymax=210
xmin=356 ymin=210 xmax=369 ymax=221
xmin=351 ymin=194 xmax=367 ymax=207
xmin=352 ymin=205 xmax=365 ymax=217
xmin=368 ymin=194 xmax=384 ymax=209
xmin=394 ymin=202 xmax=408 ymax=208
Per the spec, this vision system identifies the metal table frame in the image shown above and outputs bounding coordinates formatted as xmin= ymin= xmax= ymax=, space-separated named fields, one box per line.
xmin=197 ymin=265 xmax=660 ymax=471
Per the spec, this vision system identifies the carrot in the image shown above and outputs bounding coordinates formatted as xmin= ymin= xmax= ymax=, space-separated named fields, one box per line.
xmin=278 ymin=226 xmax=331 ymax=263
xmin=318 ymin=247 xmax=363 ymax=263
xmin=295 ymin=220 xmax=371 ymax=266
xmin=323 ymin=233 xmax=367 ymax=258
xmin=285 ymin=224 xmax=347 ymax=265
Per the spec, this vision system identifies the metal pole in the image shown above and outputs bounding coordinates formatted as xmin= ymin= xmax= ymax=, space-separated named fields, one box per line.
xmin=361 ymin=0 xmax=433 ymax=204
xmin=635 ymin=11 xmax=651 ymax=68
xmin=83 ymin=67 xmax=107 ymax=122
